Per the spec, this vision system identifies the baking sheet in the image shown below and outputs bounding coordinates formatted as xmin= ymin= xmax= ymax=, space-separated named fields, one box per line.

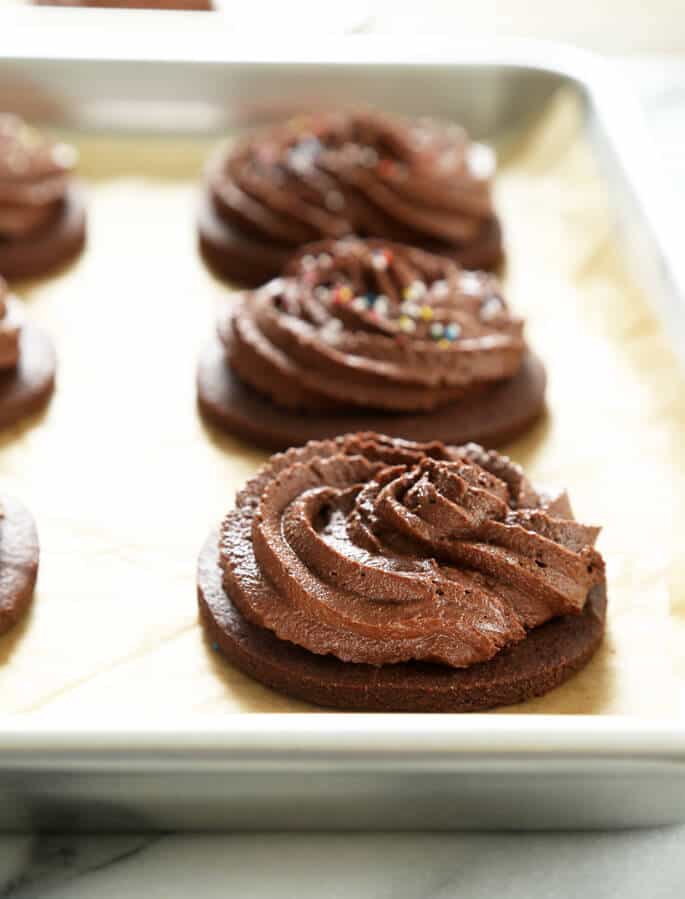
xmin=0 ymin=89 xmax=683 ymax=721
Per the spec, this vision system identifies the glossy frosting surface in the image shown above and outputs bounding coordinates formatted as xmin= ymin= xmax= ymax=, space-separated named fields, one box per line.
xmin=0 ymin=114 xmax=77 ymax=240
xmin=208 ymin=109 xmax=500 ymax=257
xmin=220 ymin=434 xmax=605 ymax=668
xmin=224 ymin=238 xmax=525 ymax=412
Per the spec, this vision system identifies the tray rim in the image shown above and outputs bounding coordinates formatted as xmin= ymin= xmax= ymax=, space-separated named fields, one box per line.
xmin=0 ymin=17 xmax=683 ymax=764
xmin=0 ymin=716 xmax=684 ymax=765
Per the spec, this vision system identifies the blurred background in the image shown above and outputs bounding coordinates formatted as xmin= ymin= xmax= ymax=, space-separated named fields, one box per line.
xmin=371 ymin=1 xmax=684 ymax=54
xmin=2 ymin=0 xmax=682 ymax=223
xmin=0 ymin=0 xmax=683 ymax=54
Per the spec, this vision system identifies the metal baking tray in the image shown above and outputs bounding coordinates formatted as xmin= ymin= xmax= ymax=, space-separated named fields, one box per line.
xmin=0 ymin=9 xmax=684 ymax=831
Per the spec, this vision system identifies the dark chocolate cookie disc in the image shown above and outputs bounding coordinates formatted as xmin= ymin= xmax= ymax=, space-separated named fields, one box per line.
xmin=0 ymin=496 xmax=39 ymax=635
xmin=197 ymin=189 xmax=289 ymax=288
xmin=197 ymin=238 xmax=545 ymax=450
xmin=0 ymin=322 xmax=56 ymax=430
xmin=198 ymin=434 xmax=607 ymax=711
xmin=198 ymin=532 xmax=606 ymax=712
xmin=0 ymin=183 xmax=86 ymax=281
xmin=197 ymin=339 xmax=546 ymax=451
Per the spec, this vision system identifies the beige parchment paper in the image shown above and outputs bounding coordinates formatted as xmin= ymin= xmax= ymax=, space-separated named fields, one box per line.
xmin=0 ymin=91 xmax=683 ymax=722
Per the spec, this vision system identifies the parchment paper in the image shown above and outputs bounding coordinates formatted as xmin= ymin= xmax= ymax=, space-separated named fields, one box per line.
xmin=0 ymin=91 xmax=683 ymax=721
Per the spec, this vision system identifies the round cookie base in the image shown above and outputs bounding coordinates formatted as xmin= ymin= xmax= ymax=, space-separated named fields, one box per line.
xmin=197 ymin=532 xmax=607 ymax=712
xmin=197 ymin=190 xmax=504 ymax=287
xmin=0 ymin=183 xmax=86 ymax=281
xmin=197 ymin=191 xmax=290 ymax=287
xmin=0 ymin=496 xmax=39 ymax=635
xmin=197 ymin=341 xmax=546 ymax=451
xmin=0 ymin=323 xmax=56 ymax=430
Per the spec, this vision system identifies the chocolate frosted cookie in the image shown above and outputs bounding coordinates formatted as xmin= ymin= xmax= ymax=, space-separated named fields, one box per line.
xmin=0 ymin=277 xmax=56 ymax=429
xmin=198 ymin=433 xmax=607 ymax=711
xmin=0 ymin=496 xmax=39 ymax=635
xmin=198 ymin=110 xmax=503 ymax=286
xmin=0 ymin=115 xmax=86 ymax=280
xmin=197 ymin=238 xmax=545 ymax=450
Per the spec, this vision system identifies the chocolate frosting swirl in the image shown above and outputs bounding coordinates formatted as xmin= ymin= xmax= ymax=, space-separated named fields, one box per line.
xmin=0 ymin=114 xmax=78 ymax=240
xmin=223 ymin=238 xmax=525 ymax=412
xmin=0 ymin=277 xmax=23 ymax=370
xmin=220 ymin=433 xmax=604 ymax=669
xmin=208 ymin=109 xmax=500 ymax=261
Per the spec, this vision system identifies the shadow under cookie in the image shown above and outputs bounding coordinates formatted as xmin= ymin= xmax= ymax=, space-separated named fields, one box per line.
xmin=0 ymin=322 xmax=56 ymax=430
xmin=197 ymin=340 xmax=546 ymax=451
xmin=0 ymin=496 xmax=39 ymax=635
xmin=197 ymin=532 xmax=607 ymax=713
xmin=0 ymin=183 xmax=86 ymax=281
xmin=198 ymin=188 xmax=504 ymax=288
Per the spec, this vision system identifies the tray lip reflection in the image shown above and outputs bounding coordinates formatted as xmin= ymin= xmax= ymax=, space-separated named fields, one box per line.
xmin=0 ymin=21 xmax=682 ymax=761
xmin=0 ymin=10 xmax=615 ymax=77
xmin=0 ymin=716 xmax=684 ymax=763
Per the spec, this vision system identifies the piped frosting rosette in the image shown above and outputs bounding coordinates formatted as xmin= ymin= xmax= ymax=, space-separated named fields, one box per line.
xmin=219 ymin=433 xmax=605 ymax=669
xmin=222 ymin=238 xmax=524 ymax=413
xmin=0 ymin=114 xmax=77 ymax=242
xmin=0 ymin=277 xmax=24 ymax=369
xmin=200 ymin=109 xmax=503 ymax=283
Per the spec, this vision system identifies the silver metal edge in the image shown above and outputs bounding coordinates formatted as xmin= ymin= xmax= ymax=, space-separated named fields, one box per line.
xmin=0 ymin=16 xmax=682 ymax=765
xmin=0 ymin=717 xmax=685 ymax=766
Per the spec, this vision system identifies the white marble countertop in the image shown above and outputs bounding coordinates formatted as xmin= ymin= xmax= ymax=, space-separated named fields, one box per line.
xmin=0 ymin=829 xmax=682 ymax=897
xmin=0 ymin=18 xmax=684 ymax=899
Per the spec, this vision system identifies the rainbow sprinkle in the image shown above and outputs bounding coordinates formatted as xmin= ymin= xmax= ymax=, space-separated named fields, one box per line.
xmin=431 ymin=279 xmax=449 ymax=299
xmin=400 ymin=300 xmax=421 ymax=319
xmin=403 ymin=281 xmax=427 ymax=303
xmin=480 ymin=296 xmax=503 ymax=321
xmin=374 ymin=295 xmax=389 ymax=316
xmin=398 ymin=315 xmax=416 ymax=333
xmin=334 ymin=285 xmax=353 ymax=304
xmin=460 ymin=272 xmax=483 ymax=295
xmin=430 ymin=321 xmax=461 ymax=342
xmin=372 ymin=249 xmax=392 ymax=271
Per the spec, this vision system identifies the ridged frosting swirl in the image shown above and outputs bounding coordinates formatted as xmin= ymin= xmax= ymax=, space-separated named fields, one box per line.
xmin=0 ymin=114 xmax=78 ymax=240
xmin=220 ymin=433 xmax=605 ymax=668
xmin=0 ymin=277 xmax=24 ymax=369
xmin=208 ymin=109 xmax=501 ymax=265
xmin=222 ymin=238 xmax=525 ymax=412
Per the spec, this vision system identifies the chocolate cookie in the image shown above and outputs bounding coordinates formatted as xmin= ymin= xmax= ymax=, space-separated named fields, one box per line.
xmin=0 ymin=278 xmax=56 ymax=429
xmin=0 ymin=115 xmax=86 ymax=281
xmin=197 ymin=239 xmax=545 ymax=450
xmin=198 ymin=110 xmax=503 ymax=287
xmin=198 ymin=339 xmax=545 ymax=451
xmin=0 ymin=496 xmax=39 ymax=635
xmin=198 ymin=434 xmax=607 ymax=712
